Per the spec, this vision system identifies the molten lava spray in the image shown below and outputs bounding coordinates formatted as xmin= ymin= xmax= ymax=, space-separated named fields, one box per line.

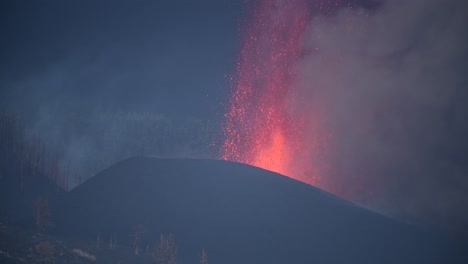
xmin=222 ymin=0 xmax=326 ymax=185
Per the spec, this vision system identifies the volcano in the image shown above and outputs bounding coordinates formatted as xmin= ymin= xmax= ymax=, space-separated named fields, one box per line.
xmin=55 ymin=157 xmax=462 ymax=264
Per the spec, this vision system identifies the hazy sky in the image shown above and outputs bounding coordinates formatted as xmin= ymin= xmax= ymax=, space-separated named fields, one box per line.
xmin=0 ymin=0 xmax=380 ymax=118
xmin=0 ymin=0 xmax=243 ymax=118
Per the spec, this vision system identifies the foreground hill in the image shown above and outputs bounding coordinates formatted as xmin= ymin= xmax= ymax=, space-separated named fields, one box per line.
xmin=56 ymin=157 xmax=464 ymax=264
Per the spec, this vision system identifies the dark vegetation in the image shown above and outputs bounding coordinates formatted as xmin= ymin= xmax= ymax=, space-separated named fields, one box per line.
xmin=0 ymin=112 xmax=213 ymax=263
xmin=1 ymin=111 xmax=467 ymax=263
xmin=0 ymin=112 xmax=67 ymax=226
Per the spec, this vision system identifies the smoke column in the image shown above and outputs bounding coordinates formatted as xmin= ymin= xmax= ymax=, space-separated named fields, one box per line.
xmin=292 ymin=0 xmax=468 ymax=230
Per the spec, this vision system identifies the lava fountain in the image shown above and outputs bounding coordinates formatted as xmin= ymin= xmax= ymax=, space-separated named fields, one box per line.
xmin=221 ymin=0 xmax=327 ymax=185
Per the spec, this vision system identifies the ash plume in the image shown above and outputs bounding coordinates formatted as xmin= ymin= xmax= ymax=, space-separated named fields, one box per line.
xmin=291 ymin=0 xmax=468 ymax=232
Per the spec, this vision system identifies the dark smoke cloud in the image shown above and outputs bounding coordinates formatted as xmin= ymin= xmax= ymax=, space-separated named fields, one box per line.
xmin=292 ymin=0 xmax=468 ymax=232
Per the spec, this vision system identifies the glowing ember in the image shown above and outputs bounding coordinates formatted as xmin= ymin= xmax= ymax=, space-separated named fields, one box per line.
xmin=221 ymin=0 xmax=322 ymax=184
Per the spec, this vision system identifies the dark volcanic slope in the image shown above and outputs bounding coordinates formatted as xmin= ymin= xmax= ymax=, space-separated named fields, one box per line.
xmin=57 ymin=157 xmax=461 ymax=264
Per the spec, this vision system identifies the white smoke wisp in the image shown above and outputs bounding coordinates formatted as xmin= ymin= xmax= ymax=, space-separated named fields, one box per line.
xmin=291 ymin=0 xmax=468 ymax=231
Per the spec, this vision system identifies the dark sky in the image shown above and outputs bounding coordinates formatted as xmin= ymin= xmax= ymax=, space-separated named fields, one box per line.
xmin=1 ymin=0 xmax=243 ymax=118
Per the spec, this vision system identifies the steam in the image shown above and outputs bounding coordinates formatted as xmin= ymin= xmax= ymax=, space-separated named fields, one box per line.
xmin=2 ymin=58 xmax=217 ymax=189
xmin=291 ymin=0 xmax=468 ymax=230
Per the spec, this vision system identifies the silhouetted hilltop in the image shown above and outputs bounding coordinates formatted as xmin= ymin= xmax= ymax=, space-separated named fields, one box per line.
xmin=56 ymin=157 xmax=463 ymax=264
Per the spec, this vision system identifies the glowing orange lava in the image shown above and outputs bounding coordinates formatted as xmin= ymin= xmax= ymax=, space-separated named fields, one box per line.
xmin=221 ymin=0 xmax=319 ymax=184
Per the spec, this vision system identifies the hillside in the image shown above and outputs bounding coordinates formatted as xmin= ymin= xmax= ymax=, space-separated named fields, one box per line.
xmin=56 ymin=157 xmax=464 ymax=264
